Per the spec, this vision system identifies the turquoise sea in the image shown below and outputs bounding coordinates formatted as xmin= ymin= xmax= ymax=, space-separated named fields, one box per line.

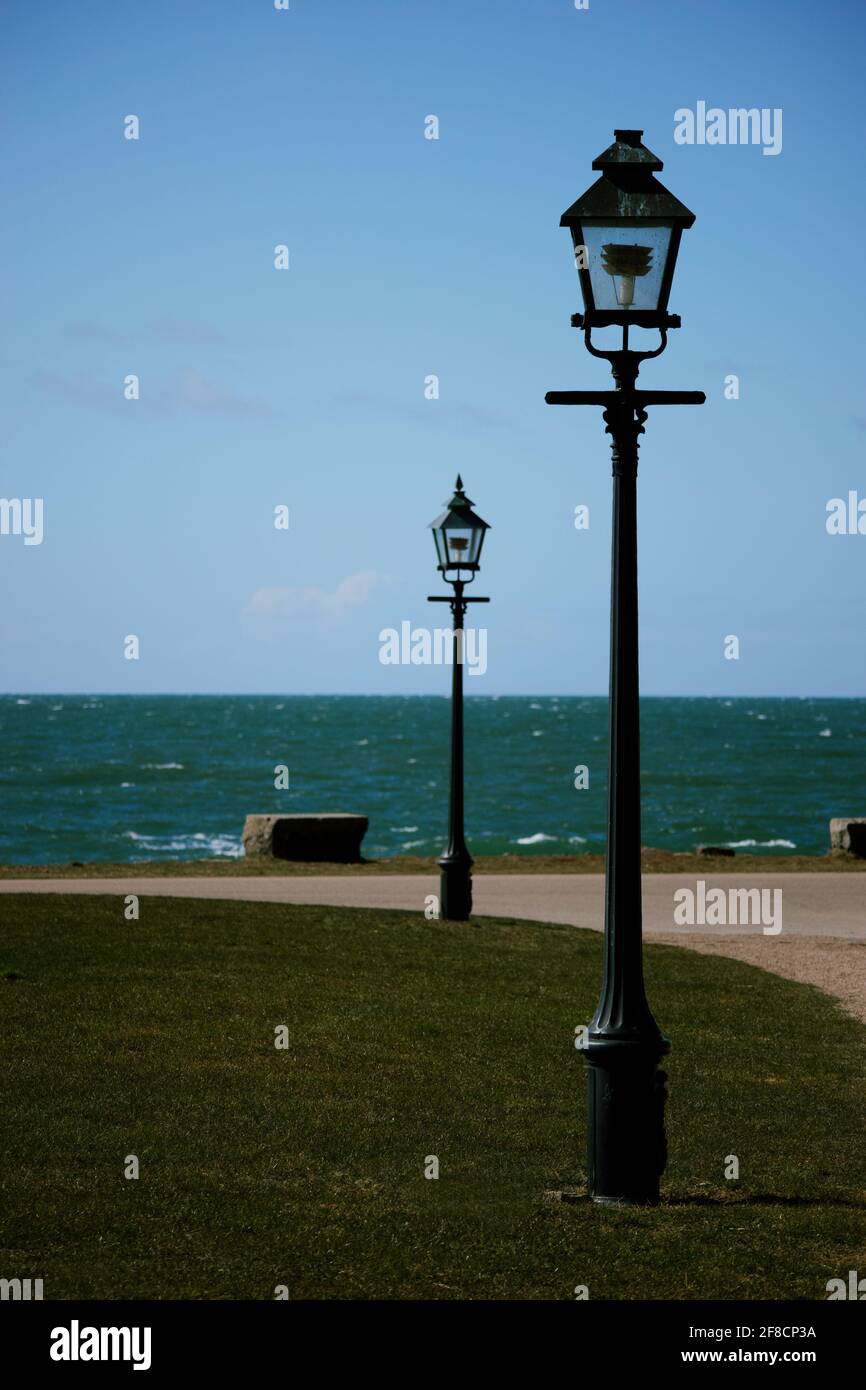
xmin=0 ymin=695 xmax=863 ymax=865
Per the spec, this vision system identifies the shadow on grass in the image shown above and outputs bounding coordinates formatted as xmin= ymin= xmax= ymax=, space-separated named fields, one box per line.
xmin=665 ymin=1192 xmax=866 ymax=1208
xmin=552 ymin=1191 xmax=865 ymax=1209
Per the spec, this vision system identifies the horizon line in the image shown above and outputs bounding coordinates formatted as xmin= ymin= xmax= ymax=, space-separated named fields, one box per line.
xmin=1 ymin=692 xmax=864 ymax=701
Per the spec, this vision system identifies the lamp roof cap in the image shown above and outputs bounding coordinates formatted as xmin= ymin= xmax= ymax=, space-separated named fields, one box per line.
xmin=428 ymin=475 xmax=490 ymax=532
xmin=560 ymin=127 xmax=696 ymax=229
xmin=592 ymin=129 xmax=664 ymax=171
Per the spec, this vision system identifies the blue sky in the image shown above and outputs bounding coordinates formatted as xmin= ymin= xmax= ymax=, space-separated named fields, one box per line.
xmin=1 ymin=0 xmax=864 ymax=695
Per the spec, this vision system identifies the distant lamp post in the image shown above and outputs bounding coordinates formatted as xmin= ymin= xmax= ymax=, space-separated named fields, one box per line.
xmin=428 ymin=476 xmax=490 ymax=921
xmin=546 ymin=130 xmax=705 ymax=1204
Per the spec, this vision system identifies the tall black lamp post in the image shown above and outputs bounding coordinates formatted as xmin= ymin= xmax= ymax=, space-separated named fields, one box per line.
xmin=546 ymin=130 xmax=705 ymax=1204
xmin=428 ymin=477 xmax=490 ymax=921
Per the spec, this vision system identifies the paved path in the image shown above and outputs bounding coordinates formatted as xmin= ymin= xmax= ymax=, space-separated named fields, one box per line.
xmin=2 ymin=872 xmax=864 ymax=1023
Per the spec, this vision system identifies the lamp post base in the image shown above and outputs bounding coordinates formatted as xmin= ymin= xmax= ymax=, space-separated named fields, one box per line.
xmin=438 ymin=856 xmax=472 ymax=921
xmin=585 ymin=1037 xmax=670 ymax=1205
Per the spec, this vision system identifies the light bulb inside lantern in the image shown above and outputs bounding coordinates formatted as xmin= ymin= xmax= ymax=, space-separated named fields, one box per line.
xmin=601 ymin=243 xmax=653 ymax=308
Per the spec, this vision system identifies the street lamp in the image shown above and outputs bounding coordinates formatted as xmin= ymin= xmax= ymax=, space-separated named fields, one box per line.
xmin=546 ymin=130 xmax=705 ymax=1205
xmin=428 ymin=476 xmax=490 ymax=921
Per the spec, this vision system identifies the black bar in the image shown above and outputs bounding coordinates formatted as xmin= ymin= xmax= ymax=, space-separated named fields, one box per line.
xmin=634 ymin=390 xmax=706 ymax=406
xmin=546 ymin=390 xmax=620 ymax=406
xmin=545 ymin=390 xmax=705 ymax=407
xmin=7 ymin=1298 xmax=859 ymax=1372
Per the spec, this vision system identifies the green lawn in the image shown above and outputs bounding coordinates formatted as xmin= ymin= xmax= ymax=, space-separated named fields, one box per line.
xmin=1 ymin=894 xmax=864 ymax=1300
xmin=3 ymin=848 xmax=866 ymax=876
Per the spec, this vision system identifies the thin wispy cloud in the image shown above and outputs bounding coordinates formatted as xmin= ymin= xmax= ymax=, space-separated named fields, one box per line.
xmin=35 ymin=370 xmax=125 ymax=411
xmin=168 ymin=367 xmax=277 ymax=417
xmin=66 ymin=323 xmax=131 ymax=345
xmin=34 ymin=366 xmax=278 ymax=418
xmin=329 ymin=392 xmax=517 ymax=433
xmin=67 ymin=319 xmax=226 ymax=345
xmin=244 ymin=572 xmax=389 ymax=622
xmin=150 ymin=318 xmax=226 ymax=345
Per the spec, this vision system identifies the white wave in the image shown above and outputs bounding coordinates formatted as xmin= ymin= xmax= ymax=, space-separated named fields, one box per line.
xmin=400 ymin=839 xmax=426 ymax=851
xmin=123 ymin=831 xmax=242 ymax=857
xmin=531 ymin=729 xmax=543 ymax=737
xmin=392 ymin=825 xmax=418 ymax=833
xmin=819 ymin=729 xmax=831 ymax=737
xmin=16 ymin=698 xmax=30 ymax=705
xmin=141 ymin=762 xmax=185 ymax=769
xmin=726 ymin=838 xmax=796 ymax=849
xmin=568 ymin=835 xmax=587 ymax=844
xmin=514 ymin=832 xmax=557 ymax=845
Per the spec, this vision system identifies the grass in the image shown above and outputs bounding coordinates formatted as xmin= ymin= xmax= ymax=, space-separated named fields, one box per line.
xmin=1 ymin=894 xmax=865 ymax=1300
xmin=2 ymin=849 xmax=865 ymax=877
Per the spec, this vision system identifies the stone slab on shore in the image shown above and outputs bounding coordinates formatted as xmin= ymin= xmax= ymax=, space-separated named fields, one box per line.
xmin=829 ymin=818 xmax=866 ymax=857
xmin=242 ymin=813 xmax=368 ymax=863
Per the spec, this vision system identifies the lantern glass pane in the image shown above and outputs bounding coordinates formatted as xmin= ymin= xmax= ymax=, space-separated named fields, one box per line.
xmin=582 ymin=221 xmax=673 ymax=312
xmin=432 ymin=528 xmax=448 ymax=567
xmin=445 ymin=526 xmax=481 ymax=566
